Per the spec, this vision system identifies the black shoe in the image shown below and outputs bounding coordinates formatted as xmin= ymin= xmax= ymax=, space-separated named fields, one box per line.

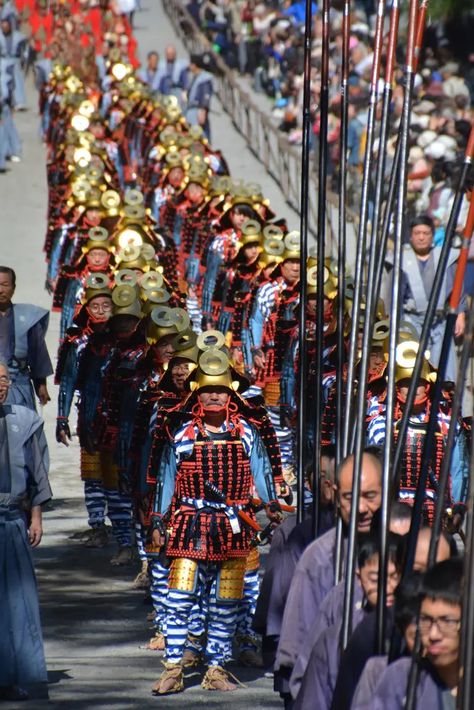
xmin=0 ymin=685 xmax=29 ymax=701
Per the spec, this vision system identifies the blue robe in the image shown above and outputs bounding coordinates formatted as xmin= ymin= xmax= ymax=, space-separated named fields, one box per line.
xmin=289 ymin=578 xmax=364 ymax=699
xmin=0 ymin=304 xmax=53 ymax=410
xmin=370 ymin=657 xmax=451 ymax=709
xmin=0 ymin=403 xmax=51 ymax=694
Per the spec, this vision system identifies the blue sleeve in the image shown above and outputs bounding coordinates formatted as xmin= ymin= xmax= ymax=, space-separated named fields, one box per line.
xmin=57 ymin=343 xmax=79 ymax=419
xmin=197 ymin=79 xmax=213 ymax=109
xmin=156 ymin=442 xmax=178 ymax=514
xmin=250 ymin=430 xmax=276 ymax=503
xmin=450 ymin=427 xmax=469 ymax=503
xmin=249 ymin=299 xmax=265 ymax=350
xmin=28 ymin=321 xmax=54 ymax=380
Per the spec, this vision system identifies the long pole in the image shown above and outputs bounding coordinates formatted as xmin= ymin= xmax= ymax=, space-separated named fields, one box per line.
xmin=296 ymin=0 xmax=314 ymax=525
xmin=334 ymin=0 xmax=351 ymax=585
xmin=392 ymin=127 xmax=474 ymax=494
xmin=369 ymin=0 xmax=401 ymax=656
xmin=427 ymin=194 xmax=474 ymax=569
xmin=372 ymin=0 xmax=430 ymax=311
xmin=312 ymin=0 xmax=330 ymax=537
xmin=457 ymin=407 xmax=474 ymax=710
xmin=339 ymin=0 xmax=387 ymax=650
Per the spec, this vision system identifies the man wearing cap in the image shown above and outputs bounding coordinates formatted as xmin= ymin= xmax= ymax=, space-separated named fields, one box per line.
xmin=367 ymin=339 xmax=469 ymax=514
xmin=150 ymin=338 xmax=283 ymax=694
xmin=52 ymin=227 xmax=114 ymax=341
xmin=0 ymin=266 xmax=53 ymax=411
xmin=55 ymin=278 xmax=116 ymax=548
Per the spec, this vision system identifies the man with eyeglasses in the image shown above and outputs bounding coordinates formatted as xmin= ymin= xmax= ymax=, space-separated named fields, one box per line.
xmin=0 ymin=358 xmax=51 ymax=701
xmin=368 ymin=557 xmax=463 ymax=708
xmin=0 ymin=266 xmax=53 ymax=411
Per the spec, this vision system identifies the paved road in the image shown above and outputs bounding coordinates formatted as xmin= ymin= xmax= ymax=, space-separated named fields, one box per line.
xmin=0 ymin=3 xmax=290 ymax=708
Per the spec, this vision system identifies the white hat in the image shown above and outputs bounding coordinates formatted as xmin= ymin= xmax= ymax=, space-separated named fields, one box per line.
xmin=417 ymin=130 xmax=437 ymax=149
xmin=424 ymin=141 xmax=445 ymax=160
xmin=412 ymin=100 xmax=436 ymax=114
xmin=437 ymin=135 xmax=457 ymax=151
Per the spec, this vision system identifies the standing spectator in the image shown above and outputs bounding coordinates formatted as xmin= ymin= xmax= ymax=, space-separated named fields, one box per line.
xmin=137 ymin=50 xmax=163 ymax=92
xmin=184 ymin=52 xmax=214 ymax=141
xmin=157 ymin=44 xmax=189 ymax=104
xmin=0 ymin=359 xmax=51 ymax=702
xmin=0 ymin=267 xmax=53 ymax=410
xmin=0 ymin=16 xmax=28 ymax=110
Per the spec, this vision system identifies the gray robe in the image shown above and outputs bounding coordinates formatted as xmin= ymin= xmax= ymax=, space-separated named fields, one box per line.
xmin=351 ymin=655 xmax=388 ymax=709
xmin=290 ymin=578 xmax=364 ymax=699
xmin=294 ymin=613 xmax=365 ymax=710
xmin=369 ymin=657 xmax=449 ymax=709
xmin=0 ymin=403 xmax=51 ymax=693
xmin=275 ymin=527 xmax=341 ymax=673
xmin=0 ymin=304 xmax=53 ymax=410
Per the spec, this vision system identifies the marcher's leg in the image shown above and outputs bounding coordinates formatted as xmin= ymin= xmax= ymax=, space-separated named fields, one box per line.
xmin=152 ymin=559 xmax=203 ymax=695
xmin=105 ymin=489 xmax=133 ymax=563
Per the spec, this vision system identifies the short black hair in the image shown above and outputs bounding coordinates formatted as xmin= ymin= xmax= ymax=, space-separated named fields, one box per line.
xmin=410 ymin=215 xmax=435 ymax=234
xmin=232 ymin=204 xmax=260 ymax=220
xmin=394 ymin=571 xmax=423 ymax=633
xmin=147 ymin=50 xmax=158 ymax=59
xmin=357 ymin=531 xmax=404 ymax=571
xmin=390 ymin=500 xmax=413 ymax=523
xmin=0 ymin=266 xmax=16 ymax=287
xmin=421 ymin=557 xmax=463 ymax=606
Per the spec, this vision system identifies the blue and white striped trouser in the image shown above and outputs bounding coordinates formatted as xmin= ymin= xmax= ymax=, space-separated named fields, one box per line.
xmin=134 ymin=522 xmax=148 ymax=562
xmin=165 ymin=562 xmax=240 ymax=666
xmin=150 ymin=559 xmax=170 ymax=631
xmin=268 ymin=406 xmax=295 ymax=470
xmin=235 ymin=569 xmax=260 ymax=649
xmin=83 ymin=480 xmax=132 ymax=547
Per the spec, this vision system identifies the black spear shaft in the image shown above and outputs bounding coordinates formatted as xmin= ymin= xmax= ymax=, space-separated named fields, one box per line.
xmin=392 ymin=131 xmax=474 ymax=492
xmin=334 ymin=0 xmax=351 ymax=584
xmin=296 ymin=0 xmax=314 ymax=525
xmin=428 ymin=196 xmax=474 ymax=569
xmin=369 ymin=0 xmax=401 ymax=656
xmin=339 ymin=0 xmax=387 ymax=650
xmin=457 ymin=417 xmax=474 ymax=710
xmin=372 ymin=0 xmax=430 ymax=316
xmin=311 ymin=0 xmax=330 ymax=538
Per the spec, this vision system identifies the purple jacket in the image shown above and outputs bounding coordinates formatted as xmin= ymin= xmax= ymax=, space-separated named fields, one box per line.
xmin=370 ymin=658 xmax=447 ymax=709
xmin=290 ymin=579 xmax=365 ymax=699
xmin=351 ymin=656 xmax=388 ymax=709
xmin=275 ymin=527 xmax=341 ymax=672
xmin=253 ymin=514 xmax=297 ymax=634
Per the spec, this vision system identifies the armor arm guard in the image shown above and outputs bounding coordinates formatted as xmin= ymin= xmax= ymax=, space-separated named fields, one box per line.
xmin=250 ymin=429 xmax=277 ymax=503
xmin=57 ymin=342 xmax=79 ymax=420
xmin=153 ymin=442 xmax=178 ymax=516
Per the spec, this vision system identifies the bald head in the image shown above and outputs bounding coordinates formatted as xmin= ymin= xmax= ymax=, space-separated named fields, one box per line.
xmin=165 ymin=45 xmax=177 ymax=62
xmin=337 ymin=452 xmax=382 ymax=532
xmin=413 ymin=527 xmax=452 ymax=572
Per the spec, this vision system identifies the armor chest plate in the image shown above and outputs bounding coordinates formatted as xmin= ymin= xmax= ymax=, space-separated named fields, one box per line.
xmin=176 ymin=433 xmax=253 ymax=503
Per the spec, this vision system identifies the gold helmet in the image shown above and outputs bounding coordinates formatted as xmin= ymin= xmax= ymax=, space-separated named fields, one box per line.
xmin=146 ymin=306 xmax=189 ymax=344
xmin=111 ymin=284 xmax=142 ymax=318
xmin=281 ymin=231 xmax=301 ymax=261
xmin=395 ymin=340 xmax=434 ymax=383
xmin=82 ymin=272 xmax=111 ymax=303
xmin=81 ymin=226 xmax=113 ymax=254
